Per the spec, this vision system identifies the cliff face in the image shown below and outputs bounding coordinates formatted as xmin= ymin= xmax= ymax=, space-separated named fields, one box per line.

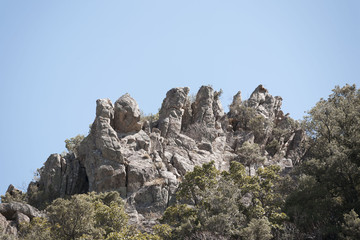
xmin=24 ymin=85 xmax=306 ymax=227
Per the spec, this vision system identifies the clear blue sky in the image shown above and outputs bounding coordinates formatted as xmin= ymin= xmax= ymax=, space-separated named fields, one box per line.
xmin=0 ymin=1 xmax=359 ymax=195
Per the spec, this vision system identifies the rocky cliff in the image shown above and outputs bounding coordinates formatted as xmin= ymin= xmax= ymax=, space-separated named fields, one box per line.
xmin=1 ymin=85 xmax=307 ymax=234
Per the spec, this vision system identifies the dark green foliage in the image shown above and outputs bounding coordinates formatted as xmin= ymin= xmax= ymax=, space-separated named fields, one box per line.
xmin=46 ymin=194 xmax=97 ymax=239
xmin=26 ymin=182 xmax=51 ymax=210
xmin=19 ymin=217 xmax=52 ymax=240
xmin=240 ymin=217 xmax=273 ymax=240
xmin=230 ymin=105 xmax=269 ymax=143
xmin=176 ymin=161 xmax=219 ymax=205
xmin=1 ymin=191 xmax=27 ymax=204
xmin=236 ymin=142 xmax=266 ymax=173
xmin=6 ymin=84 xmax=360 ymax=239
xmin=248 ymin=114 xmax=267 ymax=143
xmin=265 ymin=139 xmax=280 ymax=157
xmin=232 ymin=106 xmax=257 ymax=130
xmin=19 ymin=192 xmax=163 ymax=240
xmin=341 ymin=210 xmax=360 ymax=239
xmin=285 ymin=84 xmax=360 ymax=239
xmin=162 ymin=161 xmax=287 ymax=239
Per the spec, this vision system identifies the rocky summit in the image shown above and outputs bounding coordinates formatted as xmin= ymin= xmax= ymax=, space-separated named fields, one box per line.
xmin=1 ymin=85 xmax=307 ymax=233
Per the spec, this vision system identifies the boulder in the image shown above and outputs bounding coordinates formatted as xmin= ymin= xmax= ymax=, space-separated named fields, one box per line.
xmin=0 ymin=213 xmax=17 ymax=237
xmin=158 ymin=87 xmax=190 ymax=138
xmin=245 ymin=84 xmax=282 ymax=120
xmin=114 ymin=93 xmax=142 ymax=133
xmin=0 ymin=213 xmax=8 ymax=233
xmin=0 ymin=202 xmax=44 ymax=220
xmin=127 ymin=155 xmax=158 ymax=193
xmin=14 ymin=212 xmax=30 ymax=225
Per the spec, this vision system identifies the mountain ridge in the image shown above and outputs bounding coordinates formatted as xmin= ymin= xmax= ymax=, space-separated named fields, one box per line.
xmin=1 ymin=84 xmax=307 ymax=235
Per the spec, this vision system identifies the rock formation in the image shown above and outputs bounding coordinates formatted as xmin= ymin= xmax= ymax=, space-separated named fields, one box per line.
xmin=0 ymin=201 xmax=45 ymax=236
xmin=3 ymin=85 xmax=307 ymax=232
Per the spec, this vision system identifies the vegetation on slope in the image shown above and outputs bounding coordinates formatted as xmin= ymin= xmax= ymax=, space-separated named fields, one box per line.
xmin=1 ymin=84 xmax=359 ymax=239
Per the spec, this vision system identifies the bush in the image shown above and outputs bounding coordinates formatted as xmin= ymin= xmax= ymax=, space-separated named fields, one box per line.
xmin=341 ymin=210 xmax=360 ymax=239
xmin=19 ymin=217 xmax=52 ymax=240
xmin=65 ymin=134 xmax=84 ymax=155
xmin=162 ymin=161 xmax=287 ymax=239
xmin=241 ymin=217 xmax=273 ymax=240
xmin=19 ymin=191 xmax=164 ymax=240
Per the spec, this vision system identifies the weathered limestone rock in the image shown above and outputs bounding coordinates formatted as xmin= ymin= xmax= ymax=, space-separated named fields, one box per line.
xmin=14 ymin=212 xmax=30 ymax=225
xmin=35 ymin=153 xmax=88 ymax=200
xmin=213 ymin=89 xmax=225 ymax=122
xmin=182 ymin=86 xmax=225 ymax=142
xmin=192 ymin=86 xmax=216 ymax=128
xmin=0 ymin=202 xmax=44 ymax=220
xmin=114 ymin=93 xmax=142 ymax=133
xmin=20 ymin=84 xmax=307 ymax=231
xmin=127 ymin=155 xmax=158 ymax=193
xmin=0 ymin=213 xmax=17 ymax=237
xmin=0 ymin=203 xmax=42 ymax=238
xmin=79 ymin=98 xmax=126 ymax=193
xmin=245 ymin=84 xmax=282 ymax=120
xmin=158 ymin=87 xmax=190 ymax=138
xmin=229 ymin=91 xmax=242 ymax=116
xmin=0 ymin=213 xmax=8 ymax=233
xmin=96 ymin=98 xmax=114 ymax=119
xmin=38 ymin=153 xmax=65 ymax=198
xmin=285 ymin=129 xmax=306 ymax=165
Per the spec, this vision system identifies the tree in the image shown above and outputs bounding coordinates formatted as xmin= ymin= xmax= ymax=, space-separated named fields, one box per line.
xmin=19 ymin=217 xmax=52 ymax=240
xmin=236 ymin=142 xmax=266 ymax=175
xmin=285 ymin=84 xmax=360 ymax=238
xmin=176 ymin=161 xmax=219 ymax=205
xmin=94 ymin=200 xmax=128 ymax=237
xmin=341 ymin=210 xmax=360 ymax=240
xmin=19 ymin=191 xmax=163 ymax=240
xmin=46 ymin=194 xmax=96 ymax=240
xmin=65 ymin=134 xmax=85 ymax=156
xmin=240 ymin=217 xmax=273 ymax=240
xmin=1 ymin=186 xmax=27 ymax=204
xmin=162 ymin=161 xmax=287 ymax=239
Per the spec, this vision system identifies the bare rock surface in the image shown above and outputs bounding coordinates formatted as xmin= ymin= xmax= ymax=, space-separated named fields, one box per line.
xmin=158 ymin=87 xmax=190 ymax=138
xmin=25 ymin=84 xmax=306 ymax=230
xmin=0 ymin=202 xmax=44 ymax=220
xmin=114 ymin=93 xmax=142 ymax=133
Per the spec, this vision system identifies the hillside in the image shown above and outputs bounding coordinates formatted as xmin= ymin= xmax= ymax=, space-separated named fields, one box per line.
xmin=1 ymin=84 xmax=359 ymax=240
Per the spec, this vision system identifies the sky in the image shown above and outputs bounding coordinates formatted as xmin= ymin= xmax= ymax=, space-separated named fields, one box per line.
xmin=0 ymin=0 xmax=359 ymax=195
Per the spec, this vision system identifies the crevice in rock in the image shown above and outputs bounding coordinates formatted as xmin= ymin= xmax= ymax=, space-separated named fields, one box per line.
xmin=125 ymin=163 xmax=129 ymax=197
xmin=186 ymin=150 xmax=194 ymax=164
xmin=78 ymin=165 xmax=89 ymax=194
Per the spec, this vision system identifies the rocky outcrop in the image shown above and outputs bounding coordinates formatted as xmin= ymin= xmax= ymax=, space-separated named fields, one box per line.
xmin=79 ymin=98 xmax=125 ymax=194
xmin=0 ymin=202 xmax=45 ymax=237
xmin=0 ymin=212 xmax=18 ymax=237
xmin=114 ymin=93 xmax=142 ymax=134
xmin=183 ymin=86 xmax=225 ymax=142
xmin=158 ymin=87 xmax=190 ymax=138
xmin=28 ymin=153 xmax=88 ymax=202
xmin=245 ymin=84 xmax=282 ymax=120
xmin=24 ymin=84 xmax=306 ymax=230
xmin=0 ymin=202 xmax=44 ymax=220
